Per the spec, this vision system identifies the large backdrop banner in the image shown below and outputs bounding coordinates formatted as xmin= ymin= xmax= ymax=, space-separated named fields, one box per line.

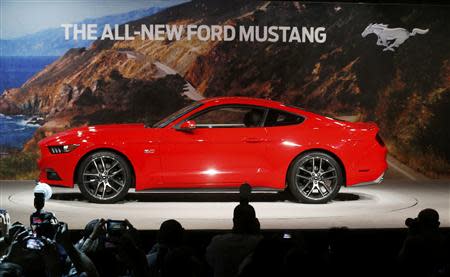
xmin=0 ymin=1 xmax=449 ymax=179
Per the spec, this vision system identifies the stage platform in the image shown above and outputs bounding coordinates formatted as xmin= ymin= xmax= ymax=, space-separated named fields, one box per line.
xmin=1 ymin=166 xmax=448 ymax=230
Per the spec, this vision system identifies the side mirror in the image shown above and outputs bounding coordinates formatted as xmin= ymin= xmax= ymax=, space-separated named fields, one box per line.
xmin=177 ymin=120 xmax=197 ymax=132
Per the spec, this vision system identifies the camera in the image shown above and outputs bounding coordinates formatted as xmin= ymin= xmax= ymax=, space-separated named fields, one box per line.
xmin=22 ymin=236 xmax=45 ymax=251
xmin=103 ymin=220 xmax=128 ymax=248
xmin=106 ymin=220 xmax=127 ymax=236
xmin=405 ymin=217 xmax=417 ymax=228
xmin=405 ymin=217 xmax=422 ymax=234
xmin=30 ymin=210 xmax=59 ymax=238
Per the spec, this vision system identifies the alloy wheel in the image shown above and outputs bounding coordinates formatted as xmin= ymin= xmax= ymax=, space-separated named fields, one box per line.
xmin=81 ymin=155 xmax=127 ymax=201
xmin=295 ymin=156 xmax=338 ymax=201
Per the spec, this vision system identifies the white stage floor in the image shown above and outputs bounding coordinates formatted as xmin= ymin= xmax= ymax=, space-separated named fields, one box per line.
xmin=1 ymin=173 xmax=448 ymax=230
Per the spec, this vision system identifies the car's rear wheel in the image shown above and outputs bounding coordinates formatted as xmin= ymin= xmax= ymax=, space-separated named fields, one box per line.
xmin=77 ymin=151 xmax=131 ymax=203
xmin=288 ymin=152 xmax=343 ymax=204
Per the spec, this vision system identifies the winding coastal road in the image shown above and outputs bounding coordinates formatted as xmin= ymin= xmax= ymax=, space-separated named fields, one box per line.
xmin=121 ymin=50 xmax=205 ymax=101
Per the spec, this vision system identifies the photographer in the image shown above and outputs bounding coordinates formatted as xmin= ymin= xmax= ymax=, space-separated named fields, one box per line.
xmin=1 ymin=227 xmax=63 ymax=276
xmin=0 ymin=183 xmax=99 ymax=277
xmin=76 ymin=219 xmax=106 ymax=255
xmin=0 ymin=193 xmax=64 ymax=276
xmin=1 ymin=221 xmax=99 ymax=277
xmin=55 ymin=222 xmax=99 ymax=277
xmin=76 ymin=218 xmax=149 ymax=277
xmin=399 ymin=208 xmax=447 ymax=276
xmin=115 ymin=220 xmax=150 ymax=277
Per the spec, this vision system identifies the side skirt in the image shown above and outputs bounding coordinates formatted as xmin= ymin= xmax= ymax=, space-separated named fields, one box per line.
xmin=130 ymin=187 xmax=282 ymax=194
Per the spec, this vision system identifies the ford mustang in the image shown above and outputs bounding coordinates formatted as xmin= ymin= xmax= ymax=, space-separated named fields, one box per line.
xmin=37 ymin=97 xmax=387 ymax=203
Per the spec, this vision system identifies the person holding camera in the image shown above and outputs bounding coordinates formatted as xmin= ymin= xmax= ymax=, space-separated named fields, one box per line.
xmin=0 ymin=184 xmax=100 ymax=277
xmin=1 ymin=221 xmax=100 ymax=277
xmin=76 ymin=218 xmax=150 ymax=277
xmin=398 ymin=208 xmax=448 ymax=276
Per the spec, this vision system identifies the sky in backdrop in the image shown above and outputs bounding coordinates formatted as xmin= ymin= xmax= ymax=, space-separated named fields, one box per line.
xmin=0 ymin=0 xmax=186 ymax=39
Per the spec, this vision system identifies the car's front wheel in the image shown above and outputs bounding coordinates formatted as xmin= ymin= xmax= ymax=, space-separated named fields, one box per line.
xmin=77 ymin=151 xmax=131 ymax=203
xmin=288 ymin=152 xmax=343 ymax=204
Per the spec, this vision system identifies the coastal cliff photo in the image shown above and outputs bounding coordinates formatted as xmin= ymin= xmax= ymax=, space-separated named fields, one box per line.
xmin=1 ymin=1 xmax=449 ymax=179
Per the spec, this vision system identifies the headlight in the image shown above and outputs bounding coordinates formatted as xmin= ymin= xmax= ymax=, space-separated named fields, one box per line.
xmin=48 ymin=144 xmax=80 ymax=154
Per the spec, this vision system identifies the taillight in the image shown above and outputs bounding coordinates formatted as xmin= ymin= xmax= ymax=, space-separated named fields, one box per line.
xmin=376 ymin=133 xmax=385 ymax=147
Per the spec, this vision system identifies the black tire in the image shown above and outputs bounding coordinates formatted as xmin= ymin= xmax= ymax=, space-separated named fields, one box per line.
xmin=77 ymin=151 xmax=131 ymax=203
xmin=288 ymin=152 xmax=343 ymax=204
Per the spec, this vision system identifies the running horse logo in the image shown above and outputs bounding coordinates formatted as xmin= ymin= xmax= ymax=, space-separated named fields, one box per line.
xmin=361 ymin=23 xmax=429 ymax=52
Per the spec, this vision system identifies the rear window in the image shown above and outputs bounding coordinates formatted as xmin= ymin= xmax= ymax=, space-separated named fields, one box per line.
xmin=264 ymin=109 xmax=304 ymax=127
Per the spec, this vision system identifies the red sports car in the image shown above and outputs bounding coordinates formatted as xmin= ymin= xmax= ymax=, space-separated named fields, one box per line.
xmin=38 ymin=97 xmax=387 ymax=204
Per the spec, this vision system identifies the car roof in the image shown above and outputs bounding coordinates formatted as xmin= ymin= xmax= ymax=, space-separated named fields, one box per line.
xmin=201 ymin=96 xmax=290 ymax=110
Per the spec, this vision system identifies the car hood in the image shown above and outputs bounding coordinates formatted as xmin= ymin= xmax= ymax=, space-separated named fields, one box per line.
xmin=38 ymin=123 xmax=146 ymax=146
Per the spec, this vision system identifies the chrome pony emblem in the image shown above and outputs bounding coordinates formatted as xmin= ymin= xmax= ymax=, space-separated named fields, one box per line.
xmin=361 ymin=23 xmax=429 ymax=52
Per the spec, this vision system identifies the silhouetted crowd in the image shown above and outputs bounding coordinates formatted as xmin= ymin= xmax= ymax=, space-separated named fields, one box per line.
xmin=0 ymin=191 xmax=449 ymax=277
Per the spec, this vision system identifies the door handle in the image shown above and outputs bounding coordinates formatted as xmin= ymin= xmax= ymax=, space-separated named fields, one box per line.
xmin=243 ymin=137 xmax=265 ymax=143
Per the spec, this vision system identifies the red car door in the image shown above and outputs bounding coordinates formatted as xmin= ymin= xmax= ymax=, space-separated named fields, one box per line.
xmin=159 ymin=105 xmax=268 ymax=188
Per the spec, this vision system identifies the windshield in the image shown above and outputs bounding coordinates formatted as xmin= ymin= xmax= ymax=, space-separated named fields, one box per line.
xmin=152 ymin=102 xmax=203 ymax=128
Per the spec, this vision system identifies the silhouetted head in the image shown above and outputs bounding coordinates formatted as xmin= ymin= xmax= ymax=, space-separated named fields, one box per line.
xmin=328 ymin=227 xmax=351 ymax=255
xmin=233 ymin=203 xmax=259 ymax=235
xmin=0 ymin=262 xmax=23 ymax=277
xmin=158 ymin=219 xmax=184 ymax=247
xmin=417 ymin=208 xmax=440 ymax=229
xmin=239 ymin=183 xmax=252 ymax=205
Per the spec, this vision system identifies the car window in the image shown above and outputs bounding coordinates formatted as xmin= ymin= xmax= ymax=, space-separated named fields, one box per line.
xmin=191 ymin=105 xmax=266 ymax=128
xmin=264 ymin=109 xmax=304 ymax=127
xmin=152 ymin=102 xmax=203 ymax=128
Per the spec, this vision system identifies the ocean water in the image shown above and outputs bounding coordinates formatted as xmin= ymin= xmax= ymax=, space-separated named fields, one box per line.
xmin=0 ymin=56 xmax=57 ymax=148
xmin=0 ymin=56 xmax=58 ymax=94
xmin=0 ymin=114 xmax=40 ymax=149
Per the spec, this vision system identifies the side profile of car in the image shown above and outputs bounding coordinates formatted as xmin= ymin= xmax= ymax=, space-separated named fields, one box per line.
xmin=37 ymin=97 xmax=387 ymax=204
